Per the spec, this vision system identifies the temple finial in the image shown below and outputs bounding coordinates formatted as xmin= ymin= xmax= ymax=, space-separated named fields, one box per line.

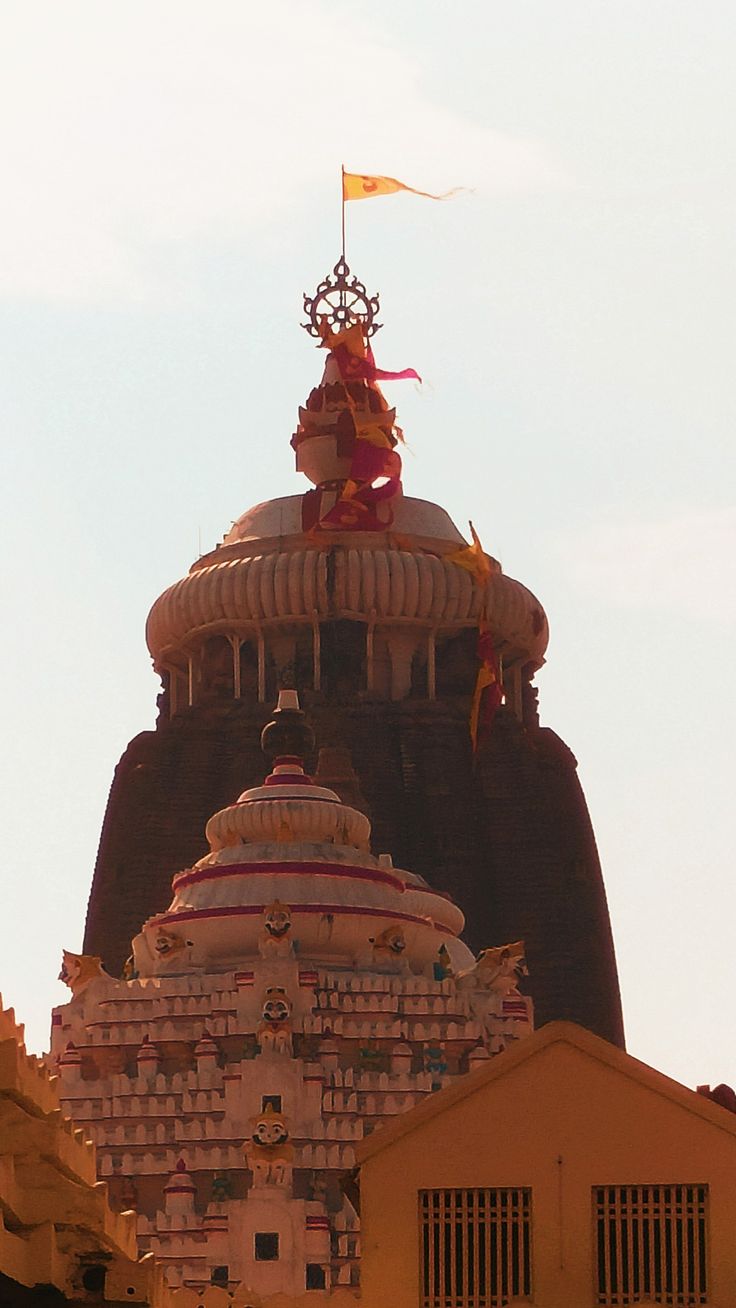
xmin=302 ymin=259 xmax=382 ymax=338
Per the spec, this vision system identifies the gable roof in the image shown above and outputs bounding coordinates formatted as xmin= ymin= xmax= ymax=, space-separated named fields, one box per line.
xmin=356 ymin=1021 xmax=736 ymax=1163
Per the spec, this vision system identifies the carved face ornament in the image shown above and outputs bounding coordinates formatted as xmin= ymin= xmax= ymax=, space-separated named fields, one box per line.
xmin=264 ymin=901 xmax=291 ymax=939
xmin=371 ymin=925 xmax=406 ymax=955
xmin=262 ymin=989 xmax=291 ymax=1027
xmin=251 ymin=1107 xmax=290 ymax=1149
xmin=155 ymin=929 xmax=184 ymax=956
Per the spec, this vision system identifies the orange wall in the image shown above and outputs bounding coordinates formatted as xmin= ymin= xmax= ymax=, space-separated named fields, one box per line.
xmin=360 ymin=1041 xmax=736 ymax=1308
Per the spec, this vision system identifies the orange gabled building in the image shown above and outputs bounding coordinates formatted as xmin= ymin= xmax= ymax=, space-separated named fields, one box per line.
xmin=356 ymin=1022 xmax=736 ymax=1308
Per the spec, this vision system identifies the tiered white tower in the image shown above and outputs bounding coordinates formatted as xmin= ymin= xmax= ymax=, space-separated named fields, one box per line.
xmin=52 ymin=695 xmax=531 ymax=1294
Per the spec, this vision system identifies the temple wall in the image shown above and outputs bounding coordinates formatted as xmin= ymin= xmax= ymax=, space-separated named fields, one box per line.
xmin=84 ymin=700 xmax=623 ymax=1048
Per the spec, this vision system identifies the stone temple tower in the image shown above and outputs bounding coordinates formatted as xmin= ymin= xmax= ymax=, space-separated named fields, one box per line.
xmin=83 ymin=259 xmax=624 ymax=1049
xmin=56 ymin=692 xmax=535 ymax=1292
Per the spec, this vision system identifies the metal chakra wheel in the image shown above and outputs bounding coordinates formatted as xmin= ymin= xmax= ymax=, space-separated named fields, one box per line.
xmin=302 ymin=258 xmax=382 ymax=337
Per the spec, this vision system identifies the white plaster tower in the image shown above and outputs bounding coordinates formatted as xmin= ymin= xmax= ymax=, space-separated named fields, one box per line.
xmin=53 ymin=693 xmax=532 ymax=1294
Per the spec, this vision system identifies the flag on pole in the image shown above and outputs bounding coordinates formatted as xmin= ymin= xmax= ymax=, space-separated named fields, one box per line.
xmin=447 ymin=521 xmax=494 ymax=586
xmin=447 ymin=523 xmax=502 ymax=750
xmin=343 ymin=172 xmax=464 ymax=202
xmin=469 ymin=625 xmax=503 ymax=753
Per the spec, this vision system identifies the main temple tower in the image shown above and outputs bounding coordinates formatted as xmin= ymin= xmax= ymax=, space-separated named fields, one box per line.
xmin=84 ymin=259 xmax=624 ymax=1048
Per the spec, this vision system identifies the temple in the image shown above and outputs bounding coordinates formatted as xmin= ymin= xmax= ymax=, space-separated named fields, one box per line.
xmin=11 ymin=256 xmax=736 ymax=1305
xmin=39 ymin=256 xmax=631 ymax=1295
xmin=52 ymin=692 xmax=532 ymax=1293
xmin=83 ymin=259 xmax=624 ymax=1048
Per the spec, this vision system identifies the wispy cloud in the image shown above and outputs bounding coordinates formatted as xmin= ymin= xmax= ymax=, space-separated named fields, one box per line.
xmin=0 ymin=0 xmax=569 ymax=302
xmin=553 ymin=507 xmax=736 ymax=623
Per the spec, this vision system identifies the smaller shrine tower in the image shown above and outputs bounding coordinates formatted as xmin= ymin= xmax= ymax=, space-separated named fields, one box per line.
xmin=54 ymin=695 xmax=531 ymax=1293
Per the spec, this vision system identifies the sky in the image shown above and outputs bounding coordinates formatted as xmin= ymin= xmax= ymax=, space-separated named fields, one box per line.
xmin=1 ymin=0 xmax=734 ymax=1089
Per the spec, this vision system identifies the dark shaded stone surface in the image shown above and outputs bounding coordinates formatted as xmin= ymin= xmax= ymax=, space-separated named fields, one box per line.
xmin=84 ymin=696 xmax=625 ymax=1048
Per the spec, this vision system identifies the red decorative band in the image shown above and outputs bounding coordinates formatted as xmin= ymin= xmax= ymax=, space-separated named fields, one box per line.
xmin=233 ymin=792 xmax=335 ymax=804
xmin=264 ymin=772 xmax=315 ymax=787
xmin=173 ymin=861 xmax=405 ymax=894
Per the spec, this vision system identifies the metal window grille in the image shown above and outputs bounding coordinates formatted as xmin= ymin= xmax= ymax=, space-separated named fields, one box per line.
xmin=419 ymin=1188 xmax=532 ymax=1308
xmin=594 ymin=1185 xmax=708 ymax=1306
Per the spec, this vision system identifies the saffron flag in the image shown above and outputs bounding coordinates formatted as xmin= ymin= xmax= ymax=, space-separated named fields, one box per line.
xmin=447 ymin=521 xmax=493 ymax=587
xmin=322 ymin=322 xmax=421 ymax=384
xmin=340 ymin=343 xmax=421 ymax=384
xmin=355 ymin=421 xmax=394 ymax=449
xmin=343 ymin=172 xmax=463 ymax=202
xmin=469 ymin=626 xmax=503 ymax=753
xmin=318 ymin=486 xmax=392 ymax=532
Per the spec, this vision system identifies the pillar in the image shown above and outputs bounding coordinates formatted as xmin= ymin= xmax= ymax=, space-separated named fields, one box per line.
xmin=366 ymin=614 xmax=376 ymax=694
xmin=312 ymin=613 xmax=321 ymax=691
xmin=226 ymin=635 xmax=241 ymax=699
xmin=257 ymin=629 xmax=265 ymax=702
xmin=386 ymin=629 xmax=420 ymax=701
xmin=427 ymin=631 xmax=436 ymax=701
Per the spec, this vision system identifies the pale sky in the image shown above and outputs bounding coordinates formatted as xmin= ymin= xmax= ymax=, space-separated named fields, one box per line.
xmin=1 ymin=0 xmax=734 ymax=1091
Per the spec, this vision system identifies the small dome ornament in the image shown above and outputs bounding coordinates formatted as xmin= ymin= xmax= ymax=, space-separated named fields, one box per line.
xmin=302 ymin=258 xmax=381 ymax=338
xmin=260 ymin=689 xmax=315 ymax=762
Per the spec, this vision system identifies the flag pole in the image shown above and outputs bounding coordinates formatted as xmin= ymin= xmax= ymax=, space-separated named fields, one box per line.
xmin=341 ymin=163 xmax=346 ymax=262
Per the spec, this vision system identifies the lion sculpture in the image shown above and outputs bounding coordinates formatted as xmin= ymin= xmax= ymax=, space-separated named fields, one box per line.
xmin=58 ymin=950 xmax=111 ymax=999
xmin=245 ymin=1104 xmax=294 ymax=1187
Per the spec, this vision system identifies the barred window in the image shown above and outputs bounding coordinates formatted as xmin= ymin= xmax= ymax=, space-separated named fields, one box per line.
xmin=419 ymin=1188 xmax=532 ymax=1308
xmin=594 ymin=1185 xmax=708 ymax=1306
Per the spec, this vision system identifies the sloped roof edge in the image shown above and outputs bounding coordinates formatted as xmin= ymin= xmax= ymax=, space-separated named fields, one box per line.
xmin=355 ymin=1021 xmax=736 ymax=1163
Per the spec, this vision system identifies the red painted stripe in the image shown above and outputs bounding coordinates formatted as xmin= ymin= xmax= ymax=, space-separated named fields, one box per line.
xmin=172 ymin=863 xmax=457 ymax=910
xmin=232 ymin=792 xmax=335 ymax=804
xmin=263 ymin=772 xmax=315 ymax=786
xmin=173 ymin=860 xmax=405 ymax=894
xmin=156 ymin=903 xmax=453 ymax=934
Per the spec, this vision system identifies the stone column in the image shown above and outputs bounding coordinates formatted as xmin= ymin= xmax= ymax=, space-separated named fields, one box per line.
xmin=386 ymin=629 xmax=420 ymax=701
